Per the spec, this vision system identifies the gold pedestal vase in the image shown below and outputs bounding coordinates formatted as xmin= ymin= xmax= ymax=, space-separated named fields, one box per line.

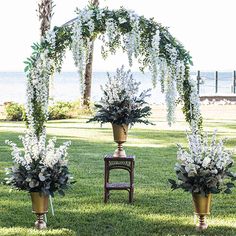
xmin=30 ymin=192 xmax=49 ymax=230
xmin=192 ymin=193 xmax=212 ymax=231
xmin=112 ymin=124 xmax=128 ymax=157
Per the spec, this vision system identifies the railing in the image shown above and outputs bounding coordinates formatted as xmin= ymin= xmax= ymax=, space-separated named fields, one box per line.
xmin=196 ymin=71 xmax=236 ymax=95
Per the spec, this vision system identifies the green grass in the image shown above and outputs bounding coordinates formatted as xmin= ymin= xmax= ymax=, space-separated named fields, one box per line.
xmin=0 ymin=109 xmax=236 ymax=236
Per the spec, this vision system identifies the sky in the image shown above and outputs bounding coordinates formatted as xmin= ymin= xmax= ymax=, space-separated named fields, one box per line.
xmin=0 ymin=0 xmax=236 ymax=72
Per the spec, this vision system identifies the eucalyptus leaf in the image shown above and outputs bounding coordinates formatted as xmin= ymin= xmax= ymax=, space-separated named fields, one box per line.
xmin=39 ymin=173 xmax=46 ymax=182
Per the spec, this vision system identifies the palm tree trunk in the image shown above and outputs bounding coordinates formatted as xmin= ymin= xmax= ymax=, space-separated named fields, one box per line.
xmin=38 ymin=0 xmax=54 ymax=105
xmin=83 ymin=0 xmax=99 ymax=108
xmin=38 ymin=0 xmax=54 ymax=38
xmin=83 ymin=41 xmax=95 ymax=107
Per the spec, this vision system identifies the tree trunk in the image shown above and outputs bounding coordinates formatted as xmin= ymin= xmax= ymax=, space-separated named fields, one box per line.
xmin=38 ymin=0 xmax=54 ymax=105
xmin=83 ymin=0 xmax=99 ymax=108
xmin=83 ymin=41 xmax=95 ymax=107
xmin=38 ymin=0 xmax=53 ymax=38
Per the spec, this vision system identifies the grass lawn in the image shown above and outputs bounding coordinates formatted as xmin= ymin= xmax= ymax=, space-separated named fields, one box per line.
xmin=0 ymin=105 xmax=236 ymax=236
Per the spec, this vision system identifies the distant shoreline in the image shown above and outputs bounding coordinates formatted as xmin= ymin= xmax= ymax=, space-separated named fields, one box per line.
xmin=1 ymin=71 xmax=236 ymax=105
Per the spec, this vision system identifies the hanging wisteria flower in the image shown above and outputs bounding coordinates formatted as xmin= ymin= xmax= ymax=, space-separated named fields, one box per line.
xmin=148 ymin=30 xmax=160 ymax=87
xmin=165 ymin=76 xmax=177 ymax=126
xmin=189 ymin=77 xmax=202 ymax=125
xmin=122 ymin=11 xmax=141 ymax=66
xmin=169 ymin=127 xmax=236 ymax=195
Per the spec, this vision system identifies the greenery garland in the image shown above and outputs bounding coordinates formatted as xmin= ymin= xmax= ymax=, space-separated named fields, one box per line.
xmin=23 ymin=4 xmax=202 ymax=137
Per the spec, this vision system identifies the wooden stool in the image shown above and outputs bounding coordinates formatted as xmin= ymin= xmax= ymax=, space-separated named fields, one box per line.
xmin=104 ymin=155 xmax=135 ymax=203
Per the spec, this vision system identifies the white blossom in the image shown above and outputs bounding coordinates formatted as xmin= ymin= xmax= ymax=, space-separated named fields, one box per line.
xmin=6 ymin=131 xmax=71 ymax=170
xmin=177 ymin=127 xmax=233 ymax=177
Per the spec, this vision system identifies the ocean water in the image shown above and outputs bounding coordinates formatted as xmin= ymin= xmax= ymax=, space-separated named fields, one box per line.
xmin=0 ymin=71 xmax=235 ymax=105
xmin=0 ymin=71 xmax=163 ymax=105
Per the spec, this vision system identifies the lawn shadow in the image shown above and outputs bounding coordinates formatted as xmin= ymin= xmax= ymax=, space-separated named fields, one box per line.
xmin=1 ymin=194 xmax=236 ymax=236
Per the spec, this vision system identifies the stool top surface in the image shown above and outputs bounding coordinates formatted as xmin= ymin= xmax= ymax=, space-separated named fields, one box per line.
xmin=104 ymin=154 xmax=135 ymax=161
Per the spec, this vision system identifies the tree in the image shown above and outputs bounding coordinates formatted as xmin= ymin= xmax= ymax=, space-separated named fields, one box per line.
xmin=83 ymin=0 xmax=99 ymax=108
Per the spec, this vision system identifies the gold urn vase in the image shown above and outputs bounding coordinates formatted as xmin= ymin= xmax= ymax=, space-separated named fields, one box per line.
xmin=30 ymin=192 xmax=49 ymax=230
xmin=192 ymin=193 xmax=212 ymax=231
xmin=112 ymin=123 xmax=128 ymax=157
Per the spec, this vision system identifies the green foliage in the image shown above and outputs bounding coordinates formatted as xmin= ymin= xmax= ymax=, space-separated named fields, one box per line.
xmin=23 ymin=26 xmax=72 ymax=137
xmin=48 ymin=101 xmax=92 ymax=120
xmin=4 ymin=102 xmax=25 ymax=121
xmin=49 ymin=26 xmax=73 ymax=73
xmin=3 ymin=101 xmax=92 ymax=122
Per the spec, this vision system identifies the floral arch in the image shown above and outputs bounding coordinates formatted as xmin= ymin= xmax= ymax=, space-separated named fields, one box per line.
xmin=24 ymin=4 xmax=202 ymax=138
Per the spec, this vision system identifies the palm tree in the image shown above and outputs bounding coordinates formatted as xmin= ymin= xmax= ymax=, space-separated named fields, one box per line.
xmin=38 ymin=0 xmax=54 ymax=38
xmin=83 ymin=0 xmax=99 ymax=108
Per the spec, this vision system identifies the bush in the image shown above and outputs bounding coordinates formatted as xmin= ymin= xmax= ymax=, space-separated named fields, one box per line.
xmin=48 ymin=101 xmax=93 ymax=120
xmin=71 ymin=100 xmax=93 ymax=116
xmin=4 ymin=102 xmax=25 ymax=121
xmin=4 ymin=100 xmax=93 ymax=121
xmin=48 ymin=101 xmax=73 ymax=120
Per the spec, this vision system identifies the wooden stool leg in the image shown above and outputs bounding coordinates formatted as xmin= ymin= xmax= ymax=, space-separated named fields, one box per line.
xmin=128 ymin=190 xmax=132 ymax=203
xmin=104 ymin=189 xmax=108 ymax=203
xmin=129 ymin=160 xmax=134 ymax=203
xmin=130 ymin=187 xmax=134 ymax=203
xmin=104 ymin=160 xmax=109 ymax=203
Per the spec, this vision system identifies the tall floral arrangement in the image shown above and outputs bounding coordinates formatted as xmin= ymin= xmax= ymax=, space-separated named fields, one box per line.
xmin=5 ymin=133 xmax=72 ymax=196
xmin=169 ymin=127 xmax=236 ymax=195
xmin=88 ymin=66 xmax=153 ymax=126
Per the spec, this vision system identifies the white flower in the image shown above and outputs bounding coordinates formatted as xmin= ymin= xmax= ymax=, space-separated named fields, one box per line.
xmin=185 ymin=163 xmax=197 ymax=177
xmin=211 ymin=169 xmax=218 ymax=174
xmin=118 ymin=17 xmax=127 ymax=24
xmin=202 ymin=157 xmax=211 ymax=168
xmin=177 ymin=127 xmax=233 ymax=179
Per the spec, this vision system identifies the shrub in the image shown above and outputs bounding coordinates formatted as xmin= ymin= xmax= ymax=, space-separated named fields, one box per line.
xmin=71 ymin=100 xmax=93 ymax=116
xmin=48 ymin=101 xmax=73 ymax=120
xmin=4 ymin=101 xmax=93 ymax=121
xmin=4 ymin=102 xmax=25 ymax=121
xmin=48 ymin=101 xmax=93 ymax=120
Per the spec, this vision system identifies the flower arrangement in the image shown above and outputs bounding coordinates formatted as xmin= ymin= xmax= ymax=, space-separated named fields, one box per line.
xmin=169 ymin=128 xmax=236 ymax=195
xmin=4 ymin=130 xmax=74 ymax=196
xmin=88 ymin=66 xmax=153 ymax=126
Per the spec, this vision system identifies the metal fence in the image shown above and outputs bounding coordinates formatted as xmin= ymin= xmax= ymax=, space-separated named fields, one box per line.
xmin=196 ymin=71 xmax=236 ymax=95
